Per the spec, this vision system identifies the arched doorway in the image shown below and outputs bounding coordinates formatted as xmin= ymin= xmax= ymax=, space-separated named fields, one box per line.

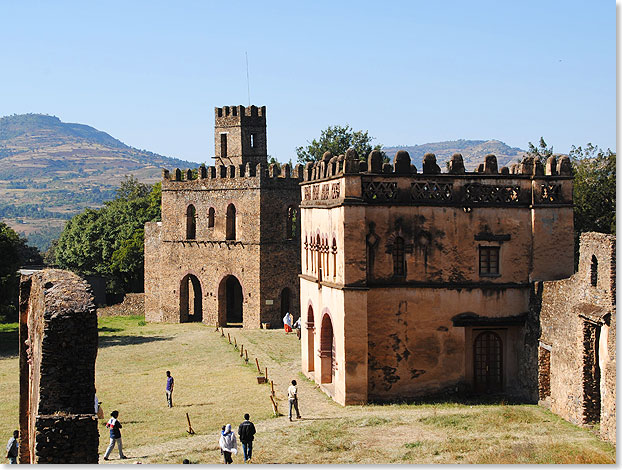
xmin=473 ymin=331 xmax=503 ymax=393
xmin=180 ymin=274 xmax=202 ymax=323
xmin=320 ymin=313 xmax=335 ymax=383
xmin=307 ymin=306 xmax=315 ymax=372
xmin=280 ymin=288 xmax=291 ymax=317
xmin=218 ymin=275 xmax=243 ymax=326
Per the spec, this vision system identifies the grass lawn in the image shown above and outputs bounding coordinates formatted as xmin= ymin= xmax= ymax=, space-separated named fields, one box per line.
xmin=0 ymin=316 xmax=615 ymax=464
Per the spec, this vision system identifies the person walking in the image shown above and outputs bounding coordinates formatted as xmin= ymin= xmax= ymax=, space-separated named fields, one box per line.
xmin=103 ymin=410 xmax=127 ymax=460
xmin=293 ymin=317 xmax=301 ymax=340
xmin=283 ymin=312 xmax=293 ymax=333
xmin=6 ymin=430 xmax=18 ymax=464
xmin=287 ymin=380 xmax=302 ymax=421
xmin=219 ymin=424 xmax=237 ymax=464
xmin=238 ymin=413 xmax=256 ymax=463
xmin=165 ymin=370 xmax=175 ymax=408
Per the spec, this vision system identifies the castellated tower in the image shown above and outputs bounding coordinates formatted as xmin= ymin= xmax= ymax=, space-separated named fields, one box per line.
xmin=144 ymin=105 xmax=301 ymax=328
xmin=214 ymin=105 xmax=267 ymax=167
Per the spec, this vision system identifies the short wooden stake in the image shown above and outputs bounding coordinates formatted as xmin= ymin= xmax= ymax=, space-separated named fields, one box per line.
xmin=270 ymin=395 xmax=278 ymax=416
xmin=228 ymin=333 xmax=231 ymax=344
xmin=255 ymin=358 xmax=261 ymax=374
xmin=221 ymin=328 xmax=225 ymax=337
xmin=240 ymin=345 xmax=244 ymax=357
xmin=265 ymin=367 xmax=268 ymax=382
xmin=245 ymin=350 xmax=248 ymax=363
xmin=215 ymin=325 xmax=219 ymax=332
xmin=270 ymin=380 xmax=275 ymax=397
xmin=234 ymin=338 xmax=237 ymax=349
xmin=186 ymin=413 xmax=195 ymax=435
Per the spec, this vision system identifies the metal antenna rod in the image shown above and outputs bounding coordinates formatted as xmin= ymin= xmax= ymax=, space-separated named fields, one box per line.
xmin=245 ymin=52 xmax=251 ymax=106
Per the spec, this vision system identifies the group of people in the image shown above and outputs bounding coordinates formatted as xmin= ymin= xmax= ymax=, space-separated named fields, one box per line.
xmin=282 ymin=312 xmax=301 ymax=339
xmin=9 ymin=362 xmax=303 ymax=463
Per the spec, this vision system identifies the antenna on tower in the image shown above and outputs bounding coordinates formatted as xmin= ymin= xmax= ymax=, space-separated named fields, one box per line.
xmin=245 ymin=52 xmax=251 ymax=106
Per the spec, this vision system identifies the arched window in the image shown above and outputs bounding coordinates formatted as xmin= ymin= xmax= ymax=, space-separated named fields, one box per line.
xmin=393 ymin=236 xmax=405 ymax=276
xmin=226 ymin=204 xmax=236 ymax=240
xmin=186 ymin=205 xmax=196 ymax=240
xmin=591 ymin=255 xmax=598 ymax=287
xmin=332 ymin=238 xmax=337 ymax=278
xmin=304 ymin=236 xmax=309 ymax=271
xmin=307 ymin=306 xmax=315 ymax=372
xmin=316 ymin=234 xmax=322 ymax=281
xmin=286 ymin=206 xmax=297 ymax=240
xmin=208 ymin=207 xmax=215 ymax=228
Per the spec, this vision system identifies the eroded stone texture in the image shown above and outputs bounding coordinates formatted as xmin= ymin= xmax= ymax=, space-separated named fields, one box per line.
xmin=18 ymin=269 xmax=99 ymax=464
xmin=300 ymin=152 xmax=574 ymax=406
xmin=145 ymin=106 xmax=301 ymax=328
xmin=535 ymin=232 xmax=616 ymax=442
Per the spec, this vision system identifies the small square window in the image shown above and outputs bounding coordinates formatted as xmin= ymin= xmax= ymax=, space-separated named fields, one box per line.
xmin=479 ymin=246 xmax=500 ymax=276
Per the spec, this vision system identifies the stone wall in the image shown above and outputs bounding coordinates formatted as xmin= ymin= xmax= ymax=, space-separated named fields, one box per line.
xmin=536 ymin=232 xmax=615 ymax=442
xmin=97 ymin=293 xmax=144 ymax=317
xmin=18 ymin=269 xmax=99 ymax=463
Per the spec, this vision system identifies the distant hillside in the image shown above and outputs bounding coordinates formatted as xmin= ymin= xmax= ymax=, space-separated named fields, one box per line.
xmin=383 ymin=139 xmax=526 ymax=171
xmin=0 ymin=114 xmax=195 ymax=251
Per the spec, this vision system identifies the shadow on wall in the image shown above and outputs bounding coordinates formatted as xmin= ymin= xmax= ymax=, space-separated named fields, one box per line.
xmin=97 ymin=335 xmax=173 ymax=349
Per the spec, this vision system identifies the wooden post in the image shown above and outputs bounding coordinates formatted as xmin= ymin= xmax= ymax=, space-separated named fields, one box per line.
xmin=245 ymin=350 xmax=248 ymax=363
xmin=234 ymin=338 xmax=237 ymax=349
xmin=255 ymin=357 xmax=261 ymax=374
xmin=221 ymin=328 xmax=225 ymax=337
xmin=265 ymin=367 xmax=268 ymax=382
xmin=240 ymin=345 xmax=244 ymax=357
xmin=228 ymin=333 xmax=231 ymax=344
xmin=215 ymin=325 xmax=219 ymax=332
xmin=186 ymin=413 xmax=195 ymax=435
xmin=270 ymin=380 xmax=275 ymax=397
xmin=270 ymin=395 xmax=278 ymax=416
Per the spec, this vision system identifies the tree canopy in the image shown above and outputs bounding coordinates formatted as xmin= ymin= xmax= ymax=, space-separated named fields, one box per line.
xmin=53 ymin=176 xmax=161 ymax=294
xmin=526 ymin=137 xmax=553 ymax=162
xmin=296 ymin=125 xmax=383 ymax=163
xmin=570 ymin=143 xmax=616 ymax=236
xmin=0 ymin=222 xmax=42 ymax=322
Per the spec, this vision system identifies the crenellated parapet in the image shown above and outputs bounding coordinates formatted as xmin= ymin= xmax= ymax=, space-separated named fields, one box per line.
xmin=161 ymin=162 xmax=303 ymax=190
xmin=300 ymin=149 xmax=573 ymax=208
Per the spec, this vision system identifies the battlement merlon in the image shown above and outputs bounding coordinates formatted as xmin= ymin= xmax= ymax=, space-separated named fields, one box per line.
xmin=299 ymin=150 xmax=573 ymax=208
xmin=160 ymin=163 xmax=303 ymax=189
xmin=214 ymin=105 xmax=267 ymax=126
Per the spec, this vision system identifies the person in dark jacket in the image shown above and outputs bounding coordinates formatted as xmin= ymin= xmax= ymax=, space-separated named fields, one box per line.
xmin=103 ymin=410 xmax=127 ymax=460
xmin=238 ymin=414 xmax=256 ymax=462
xmin=6 ymin=430 xmax=18 ymax=464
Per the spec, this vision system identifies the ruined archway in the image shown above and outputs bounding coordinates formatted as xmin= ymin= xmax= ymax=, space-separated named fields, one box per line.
xmin=320 ymin=313 xmax=335 ymax=384
xmin=180 ymin=274 xmax=202 ymax=323
xmin=307 ymin=305 xmax=315 ymax=372
xmin=218 ymin=275 xmax=243 ymax=326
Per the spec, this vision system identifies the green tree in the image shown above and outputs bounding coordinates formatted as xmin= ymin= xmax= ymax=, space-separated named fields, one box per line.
xmin=296 ymin=125 xmax=383 ymax=163
xmin=526 ymin=137 xmax=553 ymax=162
xmin=0 ymin=222 xmax=42 ymax=322
xmin=53 ymin=177 xmax=161 ymax=294
xmin=570 ymin=143 xmax=616 ymax=236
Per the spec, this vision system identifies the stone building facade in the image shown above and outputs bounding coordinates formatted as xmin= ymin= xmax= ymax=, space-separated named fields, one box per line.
xmin=299 ymin=149 xmax=574 ymax=405
xmin=18 ymin=269 xmax=99 ymax=464
xmin=145 ymin=106 xmax=302 ymax=328
xmin=536 ymin=232 xmax=616 ymax=442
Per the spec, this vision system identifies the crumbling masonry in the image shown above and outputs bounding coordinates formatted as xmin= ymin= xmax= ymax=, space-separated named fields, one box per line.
xmin=18 ymin=269 xmax=99 ymax=464
xmin=536 ymin=232 xmax=616 ymax=442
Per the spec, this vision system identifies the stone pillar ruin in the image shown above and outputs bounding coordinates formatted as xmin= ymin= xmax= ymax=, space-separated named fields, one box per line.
xmin=18 ymin=269 xmax=99 ymax=464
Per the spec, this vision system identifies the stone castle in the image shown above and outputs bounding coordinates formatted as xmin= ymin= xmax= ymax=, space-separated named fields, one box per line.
xmin=299 ymin=149 xmax=575 ymax=405
xmin=143 ymin=104 xmax=614 ymax=441
xmin=145 ymin=106 xmax=301 ymax=327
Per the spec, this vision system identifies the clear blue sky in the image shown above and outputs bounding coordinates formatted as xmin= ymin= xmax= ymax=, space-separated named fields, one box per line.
xmin=0 ymin=0 xmax=615 ymax=163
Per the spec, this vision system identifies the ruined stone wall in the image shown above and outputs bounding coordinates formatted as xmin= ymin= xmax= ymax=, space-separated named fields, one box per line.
xmin=18 ymin=269 xmax=99 ymax=464
xmin=537 ymin=232 xmax=615 ymax=441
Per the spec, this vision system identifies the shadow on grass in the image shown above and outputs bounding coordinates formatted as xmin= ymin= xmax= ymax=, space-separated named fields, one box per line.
xmin=0 ymin=327 xmax=18 ymax=357
xmin=371 ymin=391 xmax=530 ymax=407
xmin=99 ymin=326 xmax=124 ymax=333
xmin=98 ymin=334 xmax=173 ymax=348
